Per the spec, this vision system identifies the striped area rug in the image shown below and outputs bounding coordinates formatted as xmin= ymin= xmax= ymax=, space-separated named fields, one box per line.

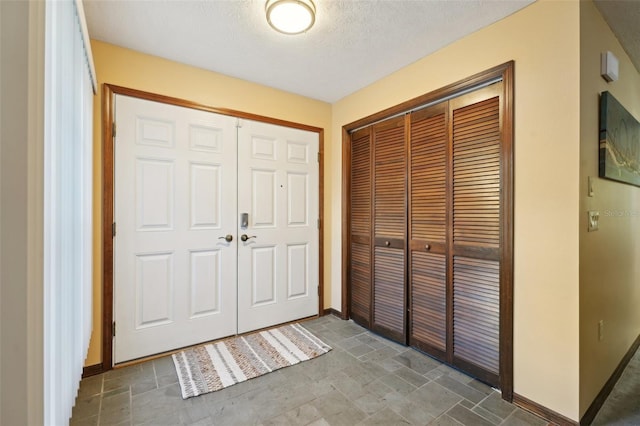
xmin=172 ymin=323 xmax=332 ymax=399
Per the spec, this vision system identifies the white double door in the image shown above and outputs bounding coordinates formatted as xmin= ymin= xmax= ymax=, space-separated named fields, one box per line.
xmin=114 ymin=95 xmax=319 ymax=363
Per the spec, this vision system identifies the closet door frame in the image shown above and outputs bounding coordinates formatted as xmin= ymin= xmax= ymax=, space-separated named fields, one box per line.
xmin=342 ymin=61 xmax=514 ymax=401
xmin=101 ymin=84 xmax=325 ymax=373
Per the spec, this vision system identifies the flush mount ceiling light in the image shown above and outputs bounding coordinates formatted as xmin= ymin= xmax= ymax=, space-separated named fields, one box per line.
xmin=266 ymin=0 xmax=316 ymax=35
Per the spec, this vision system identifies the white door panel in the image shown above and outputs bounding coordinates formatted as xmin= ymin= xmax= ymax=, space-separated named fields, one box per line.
xmin=237 ymin=120 xmax=319 ymax=333
xmin=114 ymin=97 xmax=319 ymax=362
xmin=114 ymin=95 xmax=237 ymax=363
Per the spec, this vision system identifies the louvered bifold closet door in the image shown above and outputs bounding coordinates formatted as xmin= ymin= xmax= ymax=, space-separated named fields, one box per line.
xmin=408 ymin=103 xmax=448 ymax=358
xmin=372 ymin=116 xmax=407 ymax=343
xmin=449 ymin=83 xmax=503 ymax=386
xmin=350 ymin=128 xmax=373 ymax=327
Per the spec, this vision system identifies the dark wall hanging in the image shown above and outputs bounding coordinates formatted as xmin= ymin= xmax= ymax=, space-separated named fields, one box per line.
xmin=599 ymin=91 xmax=640 ymax=187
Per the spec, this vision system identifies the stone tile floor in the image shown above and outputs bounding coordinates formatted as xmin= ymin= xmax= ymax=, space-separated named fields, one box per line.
xmin=71 ymin=315 xmax=550 ymax=426
xmin=592 ymin=345 xmax=640 ymax=426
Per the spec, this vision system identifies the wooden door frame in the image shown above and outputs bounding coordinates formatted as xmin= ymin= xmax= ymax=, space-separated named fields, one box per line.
xmin=341 ymin=61 xmax=514 ymax=401
xmin=101 ymin=84 xmax=325 ymax=371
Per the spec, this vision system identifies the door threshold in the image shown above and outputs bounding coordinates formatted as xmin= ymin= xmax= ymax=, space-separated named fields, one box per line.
xmin=113 ymin=314 xmax=320 ymax=369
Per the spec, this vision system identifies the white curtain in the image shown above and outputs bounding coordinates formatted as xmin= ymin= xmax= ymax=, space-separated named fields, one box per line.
xmin=43 ymin=0 xmax=97 ymax=424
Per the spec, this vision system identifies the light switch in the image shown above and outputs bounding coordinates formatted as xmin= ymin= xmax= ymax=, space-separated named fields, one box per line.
xmin=588 ymin=211 xmax=599 ymax=232
xmin=588 ymin=176 xmax=595 ymax=197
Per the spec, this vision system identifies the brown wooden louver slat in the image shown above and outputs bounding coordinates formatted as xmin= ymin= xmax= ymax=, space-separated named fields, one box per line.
xmin=411 ymin=108 xmax=447 ymax=244
xmin=453 ymin=257 xmax=500 ymax=374
xmin=374 ymin=120 xmax=406 ymax=238
xmin=451 ymin=91 xmax=501 ymax=384
xmin=351 ymin=130 xmax=372 ymax=237
xmin=372 ymin=117 xmax=406 ymax=342
xmin=453 ymin=97 xmax=501 ymax=250
xmin=373 ymin=247 xmax=405 ymax=341
xmin=409 ymin=104 xmax=447 ymax=356
xmin=411 ymin=251 xmax=446 ymax=352
xmin=350 ymin=128 xmax=372 ymax=327
xmin=350 ymin=242 xmax=371 ymax=326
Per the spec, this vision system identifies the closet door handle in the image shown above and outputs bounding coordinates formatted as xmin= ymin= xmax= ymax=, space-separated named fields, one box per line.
xmin=425 ymin=244 xmax=430 ymax=251
xmin=385 ymin=241 xmax=391 ymax=247
xmin=241 ymin=234 xmax=256 ymax=242
xmin=218 ymin=234 xmax=233 ymax=243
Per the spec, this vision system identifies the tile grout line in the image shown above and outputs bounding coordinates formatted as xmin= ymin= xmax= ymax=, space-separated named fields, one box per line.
xmin=468 ymin=394 xmax=507 ymax=425
xmin=153 ymin=361 xmax=159 ymax=389
xmin=439 ymin=412 xmax=466 ymax=426
xmin=97 ymin=375 xmax=104 ymax=426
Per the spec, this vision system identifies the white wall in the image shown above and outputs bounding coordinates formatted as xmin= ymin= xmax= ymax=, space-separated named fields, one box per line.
xmin=0 ymin=1 xmax=45 ymax=424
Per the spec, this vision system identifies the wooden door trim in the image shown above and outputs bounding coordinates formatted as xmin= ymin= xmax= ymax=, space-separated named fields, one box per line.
xmin=500 ymin=61 xmax=515 ymax=401
xmin=341 ymin=127 xmax=351 ymax=320
xmin=101 ymin=84 xmax=326 ymax=371
xmin=102 ymin=84 xmax=115 ymax=372
xmin=341 ymin=61 xmax=514 ymax=401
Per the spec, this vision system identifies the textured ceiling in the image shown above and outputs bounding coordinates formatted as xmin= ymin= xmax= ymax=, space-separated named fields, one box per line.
xmin=84 ymin=0 xmax=535 ymax=103
xmin=594 ymin=0 xmax=640 ymax=73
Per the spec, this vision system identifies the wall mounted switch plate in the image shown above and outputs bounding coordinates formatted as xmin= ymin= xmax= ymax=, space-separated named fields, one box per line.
xmin=588 ymin=211 xmax=600 ymax=232
xmin=588 ymin=176 xmax=595 ymax=197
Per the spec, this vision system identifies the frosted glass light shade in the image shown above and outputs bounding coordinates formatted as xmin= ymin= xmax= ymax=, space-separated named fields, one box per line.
xmin=266 ymin=0 xmax=316 ymax=35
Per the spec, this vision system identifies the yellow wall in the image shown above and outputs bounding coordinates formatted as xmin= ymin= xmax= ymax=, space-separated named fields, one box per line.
xmin=331 ymin=0 xmax=581 ymax=420
xmin=86 ymin=40 xmax=332 ymax=365
xmin=579 ymin=0 xmax=640 ymax=417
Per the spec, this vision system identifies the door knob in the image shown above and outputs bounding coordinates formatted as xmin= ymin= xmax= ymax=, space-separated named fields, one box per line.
xmin=218 ymin=234 xmax=233 ymax=243
xmin=240 ymin=234 xmax=256 ymax=242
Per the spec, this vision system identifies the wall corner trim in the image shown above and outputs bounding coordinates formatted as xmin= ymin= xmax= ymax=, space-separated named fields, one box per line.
xmin=322 ymin=308 xmax=345 ymax=319
xmin=513 ymin=393 xmax=579 ymax=426
xmin=82 ymin=364 xmax=104 ymax=379
xmin=580 ymin=333 xmax=640 ymax=425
